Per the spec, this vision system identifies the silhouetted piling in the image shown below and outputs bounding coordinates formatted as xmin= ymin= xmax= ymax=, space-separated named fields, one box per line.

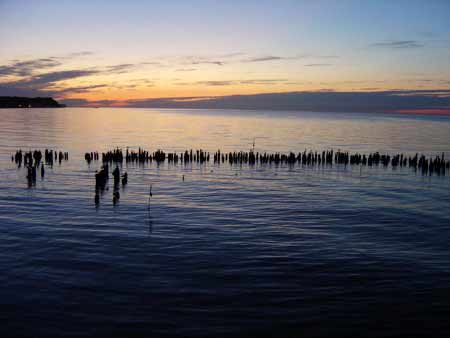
xmin=84 ymin=147 xmax=449 ymax=177
xmin=113 ymin=166 xmax=120 ymax=186
xmin=122 ymin=172 xmax=128 ymax=186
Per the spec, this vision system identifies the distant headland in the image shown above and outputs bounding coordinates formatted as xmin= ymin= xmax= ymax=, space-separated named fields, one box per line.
xmin=0 ymin=96 xmax=65 ymax=108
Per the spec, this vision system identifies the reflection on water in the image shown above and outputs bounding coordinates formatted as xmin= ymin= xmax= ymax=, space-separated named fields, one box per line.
xmin=0 ymin=108 xmax=449 ymax=337
xmin=2 ymin=108 xmax=450 ymax=156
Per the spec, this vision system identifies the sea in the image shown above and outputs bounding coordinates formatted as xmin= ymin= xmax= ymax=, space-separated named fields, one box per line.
xmin=0 ymin=108 xmax=449 ymax=337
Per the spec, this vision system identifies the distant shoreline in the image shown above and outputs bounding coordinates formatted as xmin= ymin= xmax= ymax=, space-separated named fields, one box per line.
xmin=0 ymin=96 xmax=65 ymax=108
xmin=58 ymin=90 xmax=450 ymax=116
xmin=1 ymin=95 xmax=450 ymax=117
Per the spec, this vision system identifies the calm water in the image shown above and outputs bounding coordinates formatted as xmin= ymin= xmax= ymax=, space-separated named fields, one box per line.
xmin=1 ymin=108 xmax=450 ymax=337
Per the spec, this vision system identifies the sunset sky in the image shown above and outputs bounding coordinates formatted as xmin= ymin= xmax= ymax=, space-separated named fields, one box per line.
xmin=1 ymin=0 xmax=449 ymax=107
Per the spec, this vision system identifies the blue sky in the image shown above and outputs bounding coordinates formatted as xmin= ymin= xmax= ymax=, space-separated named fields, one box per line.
xmin=0 ymin=0 xmax=449 ymax=106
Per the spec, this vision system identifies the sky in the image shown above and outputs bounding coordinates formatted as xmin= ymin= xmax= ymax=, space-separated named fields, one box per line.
xmin=0 ymin=0 xmax=450 ymax=110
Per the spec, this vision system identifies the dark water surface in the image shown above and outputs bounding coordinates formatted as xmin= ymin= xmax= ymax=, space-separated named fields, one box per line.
xmin=1 ymin=108 xmax=449 ymax=337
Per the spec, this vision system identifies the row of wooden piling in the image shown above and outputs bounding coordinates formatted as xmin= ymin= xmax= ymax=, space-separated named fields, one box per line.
xmin=13 ymin=149 xmax=68 ymax=167
xmin=12 ymin=149 xmax=69 ymax=186
xmin=85 ymin=148 xmax=450 ymax=176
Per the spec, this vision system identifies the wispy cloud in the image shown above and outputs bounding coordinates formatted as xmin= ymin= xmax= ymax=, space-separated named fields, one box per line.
xmin=0 ymin=58 xmax=62 ymax=77
xmin=67 ymin=51 xmax=94 ymax=57
xmin=196 ymin=80 xmax=234 ymax=86
xmin=242 ymin=54 xmax=339 ymax=63
xmin=128 ymin=78 xmax=155 ymax=85
xmin=243 ymin=56 xmax=284 ymax=63
xmin=370 ymin=40 xmax=424 ymax=49
xmin=140 ymin=61 xmax=167 ymax=68
xmin=172 ymin=82 xmax=192 ymax=86
xmin=0 ymin=52 xmax=98 ymax=78
xmin=178 ymin=53 xmax=245 ymax=67
xmin=0 ymin=51 xmax=160 ymax=98
xmin=111 ymin=81 xmax=154 ymax=89
xmin=0 ymin=69 xmax=101 ymax=97
xmin=304 ymin=63 xmax=332 ymax=67
xmin=175 ymin=68 xmax=197 ymax=72
xmin=218 ymin=52 xmax=246 ymax=58
xmin=0 ymin=52 xmax=158 ymax=97
xmin=191 ymin=60 xmax=224 ymax=66
xmin=0 ymin=81 xmax=105 ymax=98
xmin=105 ymin=63 xmax=137 ymax=73
xmin=15 ymin=70 xmax=100 ymax=87
xmin=181 ymin=52 xmax=276 ymax=66
xmin=175 ymin=78 xmax=292 ymax=86
xmin=56 ymin=84 xmax=108 ymax=94
xmin=239 ymin=79 xmax=288 ymax=85
xmin=176 ymin=55 xmax=225 ymax=66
